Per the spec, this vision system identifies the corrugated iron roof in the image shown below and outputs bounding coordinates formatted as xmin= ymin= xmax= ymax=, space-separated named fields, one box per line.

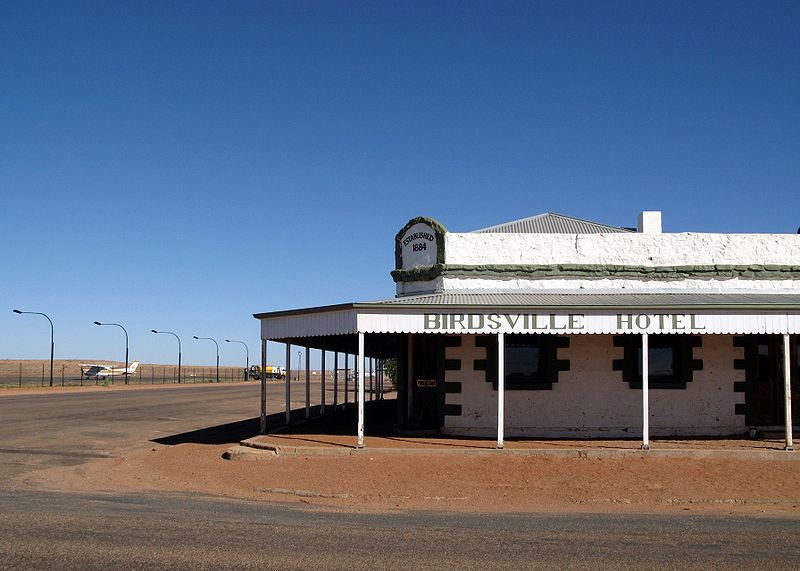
xmin=371 ymin=292 xmax=800 ymax=309
xmin=471 ymin=212 xmax=634 ymax=234
xmin=254 ymin=292 xmax=800 ymax=319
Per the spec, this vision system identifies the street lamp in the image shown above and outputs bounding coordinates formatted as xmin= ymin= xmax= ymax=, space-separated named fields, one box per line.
xmin=225 ymin=339 xmax=249 ymax=378
xmin=13 ymin=309 xmax=54 ymax=387
xmin=297 ymin=349 xmax=301 ymax=382
xmin=152 ymin=330 xmax=181 ymax=383
xmin=193 ymin=336 xmax=219 ymax=382
xmin=94 ymin=321 xmax=129 ymax=384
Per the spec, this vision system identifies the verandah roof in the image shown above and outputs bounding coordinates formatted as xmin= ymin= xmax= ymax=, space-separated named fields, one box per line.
xmin=254 ymin=292 xmax=800 ymax=346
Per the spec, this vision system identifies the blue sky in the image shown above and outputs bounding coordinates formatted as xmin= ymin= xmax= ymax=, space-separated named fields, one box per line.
xmin=2 ymin=1 xmax=798 ymax=366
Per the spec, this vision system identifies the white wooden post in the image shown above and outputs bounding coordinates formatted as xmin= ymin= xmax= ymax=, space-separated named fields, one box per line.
xmin=305 ymin=346 xmax=310 ymax=419
xmin=642 ymin=333 xmax=650 ymax=450
xmin=344 ymin=353 xmax=349 ymax=407
xmin=407 ymin=334 xmax=414 ymax=422
xmin=321 ymin=349 xmax=326 ymax=416
xmin=357 ymin=332 xmax=365 ymax=448
xmin=497 ymin=332 xmax=505 ymax=450
xmin=285 ymin=342 xmax=291 ymax=425
xmin=260 ymin=339 xmax=267 ymax=434
xmin=334 ymin=352 xmax=339 ymax=411
xmin=379 ymin=359 xmax=383 ymax=399
xmin=369 ymin=357 xmax=374 ymax=401
xmin=784 ymin=334 xmax=794 ymax=451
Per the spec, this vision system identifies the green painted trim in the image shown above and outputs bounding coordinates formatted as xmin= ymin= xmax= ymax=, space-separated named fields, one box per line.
xmin=391 ymin=263 xmax=800 ymax=283
xmin=394 ymin=217 xmax=448 ymax=270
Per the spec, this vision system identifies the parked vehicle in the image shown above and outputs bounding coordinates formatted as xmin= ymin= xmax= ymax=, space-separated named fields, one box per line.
xmin=248 ymin=365 xmax=286 ymax=380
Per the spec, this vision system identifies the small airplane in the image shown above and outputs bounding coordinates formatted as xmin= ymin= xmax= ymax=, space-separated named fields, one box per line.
xmin=80 ymin=361 xmax=140 ymax=379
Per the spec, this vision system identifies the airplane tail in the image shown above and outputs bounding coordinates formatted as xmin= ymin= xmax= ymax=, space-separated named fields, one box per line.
xmin=128 ymin=361 xmax=140 ymax=374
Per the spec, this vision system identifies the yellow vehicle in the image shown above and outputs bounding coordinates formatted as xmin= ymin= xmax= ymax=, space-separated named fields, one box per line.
xmin=248 ymin=365 xmax=286 ymax=380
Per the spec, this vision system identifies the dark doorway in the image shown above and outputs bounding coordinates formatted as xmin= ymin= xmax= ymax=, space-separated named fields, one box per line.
xmin=410 ymin=335 xmax=444 ymax=430
xmin=743 ymin=335 xmax=799 ymax=426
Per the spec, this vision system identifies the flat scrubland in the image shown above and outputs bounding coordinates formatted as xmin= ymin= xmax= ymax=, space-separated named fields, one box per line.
xmin=0 ymin=359 xmax=331 ymax=383
xmin=0 ymin=359 xmax=248 ymax=385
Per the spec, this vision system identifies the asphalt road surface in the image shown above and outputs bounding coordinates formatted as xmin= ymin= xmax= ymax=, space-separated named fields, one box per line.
xmin=1 ymin=384 xmax=799 ymax=569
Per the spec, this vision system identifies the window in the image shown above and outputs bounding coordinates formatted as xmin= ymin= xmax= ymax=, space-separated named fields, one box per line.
xmin=613 ymin=334 xmax=702 ymax=389
xmin=475 ymin=334 xmax=569 ymax=390
xmin=506 ymin=335 xmax=547 ymax=388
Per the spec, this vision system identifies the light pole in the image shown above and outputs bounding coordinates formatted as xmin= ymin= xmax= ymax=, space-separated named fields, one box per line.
xmin=194 ymin=336 xmax=219 ymax=382
xmin=225 ymin=339 xmax=249 ymax=379
xmin=152 ymin=330 xmax=181 ymax=383
xmin=13 ymin=309 xmax=54 ymax=387
xmin=297 ymin=349 xmax=302 ymax=382
xmin=94 ymin=321 xmax=129 ymax=384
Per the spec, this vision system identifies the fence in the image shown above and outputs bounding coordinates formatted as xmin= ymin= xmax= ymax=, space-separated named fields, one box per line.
xmin=0 ymin=361 xmax=396 ymax=390
xmin=0 ymin=361 xmax=251 ymax=388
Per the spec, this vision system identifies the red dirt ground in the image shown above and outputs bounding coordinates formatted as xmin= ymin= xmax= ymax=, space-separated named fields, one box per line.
xmin=8 ymin=384 xmax=800 ymax=517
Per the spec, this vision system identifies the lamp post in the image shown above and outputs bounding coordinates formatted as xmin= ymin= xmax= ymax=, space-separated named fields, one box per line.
xmin=94 ymin=321 xmax=129 ymax=384
xmin=13 ymin=309 xmax=54 ymax=387
xmin=152 ymin=330 xmax=181 ymax=383
xmin=225 ymin=339 xmax=249 ymax=379
xmin=297 ymin=349 xmax=301 ymax=382
xmin=194 ymin=336 xmax=219 ymax=382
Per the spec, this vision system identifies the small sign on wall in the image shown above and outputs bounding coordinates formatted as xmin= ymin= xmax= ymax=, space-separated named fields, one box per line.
xmin=416 ymin=378 xmax=437 ymax=388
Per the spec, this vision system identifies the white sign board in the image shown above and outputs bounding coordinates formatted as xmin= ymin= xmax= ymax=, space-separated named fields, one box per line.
xmin=399 ymin=222 xmax=438 ymax=269
xmin=356 ymin=311 xmax=800 ymax=336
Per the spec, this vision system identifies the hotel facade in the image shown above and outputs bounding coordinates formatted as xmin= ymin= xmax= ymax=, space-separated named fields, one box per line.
xmin=255 ymin=212 xmax=800 ymax=449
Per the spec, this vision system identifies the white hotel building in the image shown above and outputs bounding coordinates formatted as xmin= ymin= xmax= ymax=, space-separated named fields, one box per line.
xmin=254 ymin=212 xmax=800 ymax=449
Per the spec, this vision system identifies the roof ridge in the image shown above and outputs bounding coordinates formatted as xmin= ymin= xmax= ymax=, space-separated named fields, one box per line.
xmin=471 ymin=212 xmax=632 ymax=234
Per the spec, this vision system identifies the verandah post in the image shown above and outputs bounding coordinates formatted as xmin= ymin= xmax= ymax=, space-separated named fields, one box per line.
xmin=344 ymin=353 xmax=349 ymax=407
xmin=642 ymin=332 xmax=651 ymax=450
xmin=333 ymin=352 xmax=339 ymax=412
xmin=357 ymin=332 xmax=365 ymax=448
xmin=784 ymin=334 xmax=794 ymax=451
xmin=305 ymin=346 xmax=310 ymax=419
xmin=260 ymin=339 xmax=267 ymax=434
xmin=285 ymin=343 xmax=291 ymax=425
xmin=321 ymin=348 xmax=326 ymax=416
xmin=497 ymin=332 xmax=505 ymax=450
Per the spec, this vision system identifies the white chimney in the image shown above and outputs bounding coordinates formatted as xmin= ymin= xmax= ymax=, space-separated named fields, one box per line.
xmin=638 ymin=211 xmax=662 ymax=234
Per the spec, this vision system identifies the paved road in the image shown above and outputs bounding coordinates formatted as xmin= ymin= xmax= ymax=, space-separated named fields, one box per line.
xmin=0 ymin=382 xmax=345 ymax=479
xmin=1 ymin=385 xmax=799 ymax=569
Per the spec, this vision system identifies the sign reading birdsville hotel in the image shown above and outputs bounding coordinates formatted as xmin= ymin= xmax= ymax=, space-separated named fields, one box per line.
xmin=422 ymin=312 xmax=707 ymax=334
xmin=352 ymin=310 xmax=799 ymax=335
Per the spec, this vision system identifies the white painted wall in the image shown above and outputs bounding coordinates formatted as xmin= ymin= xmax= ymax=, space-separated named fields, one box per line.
xmin=396 ymin=231 xmax=800 ymax=296
xmin=445 ymin=232 xmax=800 ymax=267
xmin=438 ymin=276 xmax=800 ymax=293
xmin=442 ymin=334 xmax=746 ymax=438
xmin=397 ymin=275 xmax=800 ymax=296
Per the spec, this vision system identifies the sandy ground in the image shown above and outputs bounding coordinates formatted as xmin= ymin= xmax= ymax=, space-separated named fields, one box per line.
xmin=19 ymin=440 xmax=800 ymax=517
xmin=7 ymin=384 xmax=800 ymax=517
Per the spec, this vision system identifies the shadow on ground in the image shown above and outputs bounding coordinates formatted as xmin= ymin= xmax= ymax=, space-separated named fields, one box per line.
xmin=151 ymin=399 xmax=397 ymax=446
xmin=152 ymin=398 xmax=784 ymax=450
xmin=152 ymin=418 xmax=261 ymax=446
